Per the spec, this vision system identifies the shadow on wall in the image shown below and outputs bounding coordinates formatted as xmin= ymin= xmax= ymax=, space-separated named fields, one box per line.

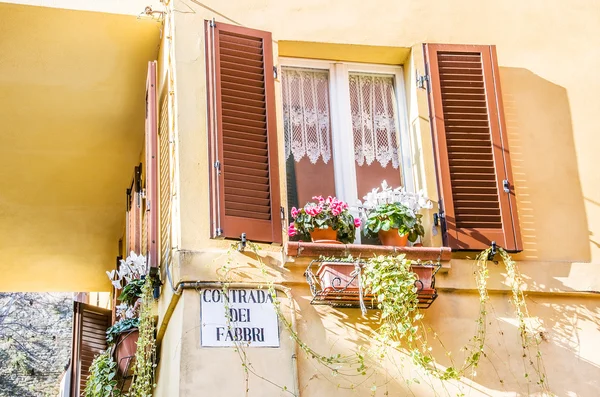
xmin=303 ymin=289 xmax=600 ymax=396
xmin=499 ymin=67 xmax=589 ymax=262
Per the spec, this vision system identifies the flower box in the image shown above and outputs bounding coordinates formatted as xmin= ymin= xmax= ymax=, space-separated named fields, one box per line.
xmin=310 ymin=261 xmax=439 ymax=309
xmin=113 ymin=328 xmax=139 ymax=376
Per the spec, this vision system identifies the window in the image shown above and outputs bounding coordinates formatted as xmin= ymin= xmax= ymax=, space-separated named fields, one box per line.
xmin=204 ymin=21 xmax=522 ymax=250
xmin=280 ymin=59 xmax=413 ymax=229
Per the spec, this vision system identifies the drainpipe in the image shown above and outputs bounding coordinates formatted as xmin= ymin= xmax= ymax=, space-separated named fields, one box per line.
xmin=156 ymin=280 xmax=300 ymax=397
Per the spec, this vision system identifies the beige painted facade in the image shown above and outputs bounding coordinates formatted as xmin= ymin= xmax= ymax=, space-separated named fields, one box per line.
xmin=2 ymin=0 xmax=600 ymax=395
xmin=152 ymin=0 xmax=600 ymax=396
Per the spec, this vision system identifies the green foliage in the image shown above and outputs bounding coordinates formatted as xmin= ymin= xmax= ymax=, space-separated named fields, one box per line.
xmin=84 ymin=350 xmax=121 ymax=397
xmin=118 ymin=279 xmax=145 ymax=306
xmin=106 ymin=318 xmax=139 ymax=345
xmin=362 ymin=203 xmax=425 ymax=242
xmin=128 ymin=278 xmax=156 ymax=397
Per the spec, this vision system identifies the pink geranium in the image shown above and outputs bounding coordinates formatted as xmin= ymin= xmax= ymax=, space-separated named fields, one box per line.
xmin=354 ymin=218 xmax=362 ymax=228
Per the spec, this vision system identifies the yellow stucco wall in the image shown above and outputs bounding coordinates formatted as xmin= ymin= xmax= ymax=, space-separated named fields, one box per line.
xmin=154 ymin=0 xmax=600 ymax=395
xmin=0 ymin=3 xmax=162 ymax=291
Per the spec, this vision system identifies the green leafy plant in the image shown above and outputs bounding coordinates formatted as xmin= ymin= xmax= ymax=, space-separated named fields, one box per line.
xmin=288 ymin=196 xmax=360 ymax=243
xmin=106 ymin=318 xmax=139 ymax=345
xmin=362 ymin=203 xmax=425 ymax=242
xmin=118 ymin=278 xmax=145 ymax=306
xmin=128 ymin=277 xmax=157 ymax=397
xmin=84 ymin=350 xmax=121 ymax=397
xmin=361 ymin=181 xmax=431 ymax=243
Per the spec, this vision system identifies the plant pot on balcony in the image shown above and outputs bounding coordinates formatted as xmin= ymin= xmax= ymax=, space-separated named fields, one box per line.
xmin=114 ymin=328 xmax=139 ymax=376
xmin=378 ymin=228 xmax=408 ymax=247
xmin=309 ymin=227 xmax=341 ymax=244
xmin=313 ymin=262 xmax=439 ymax=308
xmin=316 ymin=262 xmax=361 ymax=293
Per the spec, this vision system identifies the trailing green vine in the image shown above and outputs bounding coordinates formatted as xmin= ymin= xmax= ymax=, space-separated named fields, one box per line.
xmin=499 ymin=248 xmax=551 ymax=394
xmin=217 ymin=242 xmax=550 ymax=396
xmin=128 ymin=277 xmax=157 ymax=397
xmin=84 ymin=350 xmax=122 ymax=397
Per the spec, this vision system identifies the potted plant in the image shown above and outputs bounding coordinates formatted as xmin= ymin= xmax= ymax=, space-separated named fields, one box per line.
xmin=108 ymin=317 xmax=140 ymax=376
xmin=288 ymin=196 xmax=360 ymax=244
xmin=312 ymin=256 xmax=439 ymax=308
xmin=105 ymin=252 xmax=147 ymax=377
xmin=361 ymin=181 xmax=432 ymax=246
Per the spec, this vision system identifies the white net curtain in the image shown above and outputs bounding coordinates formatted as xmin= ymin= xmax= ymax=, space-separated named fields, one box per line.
xmin=349 ymin=73 xmax=400 ymax=169
xmin=282 ymin=68 xmax=401 ymax=169
xmin=282 ymin=68 xmax=332 ymax=164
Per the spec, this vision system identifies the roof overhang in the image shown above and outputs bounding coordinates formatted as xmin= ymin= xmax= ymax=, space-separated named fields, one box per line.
xmin=0 ymin=2 xmax=162 ymax=291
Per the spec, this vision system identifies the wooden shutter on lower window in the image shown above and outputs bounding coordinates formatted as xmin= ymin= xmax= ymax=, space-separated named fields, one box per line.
xmin=145 ymin=61 xmax=158 ymax=267
xmin=424 ymin=44 xmax=522 ymax=251
xmin=70 ymin=302 xmax=111 ymax=396
xmin=205 ymin=21 xmax=282 ymax=244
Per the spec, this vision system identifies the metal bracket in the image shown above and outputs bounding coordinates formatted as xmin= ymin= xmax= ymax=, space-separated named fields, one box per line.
xmin=503 ymin=179 xmax=510 ymax=193
xmin=416 ymin=71 xmax=430 ymax=90
xmin=214 ymin=228 xmax=223 ymax=237
xmin=487 ymin=241 xmax=498 ymax=261
xmin=273 ymin=65 xmax=278 ymax=79
xmin=238 ymin=233 xmax=247 ymax=252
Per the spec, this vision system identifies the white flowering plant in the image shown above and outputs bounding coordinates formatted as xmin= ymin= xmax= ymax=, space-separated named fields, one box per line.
xmin=106 ymin=251 xmax=147 ymax=290
xmin=360 ymin=181 xmax=433 ymax=243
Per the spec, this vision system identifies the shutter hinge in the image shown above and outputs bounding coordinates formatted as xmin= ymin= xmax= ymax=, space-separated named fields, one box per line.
xmin=215 ymin=227 xmax=223 ymax=237
xmin=209 ymin=18 xmax=216 ymax=28
xmin=416 ymin=71 xmax=430 ymax=91
xmin=214 ymin=160 xmax=221 ymax=174
xmin=503 ymin=179 xmax=510 ymax=193
xmin=273 ymin=65 xmax=278 ymax=79
xmin=280 ymin=207 xmax=285 ymax=220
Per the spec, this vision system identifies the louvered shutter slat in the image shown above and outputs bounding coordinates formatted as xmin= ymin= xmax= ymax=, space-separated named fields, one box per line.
xmin=425 ymin=44 xmax=522 ymax=251
xmin=207 ymin=21 xmax=282 ymax=243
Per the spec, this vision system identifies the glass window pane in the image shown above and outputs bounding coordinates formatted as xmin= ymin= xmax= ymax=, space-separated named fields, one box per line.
xmin=349 ymin=73 xmax=402 ymax=200
xmin=282 ymin=67 xmax=336 ymax=216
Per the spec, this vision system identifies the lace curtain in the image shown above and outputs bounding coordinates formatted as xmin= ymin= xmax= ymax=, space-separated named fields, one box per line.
xmin=349 ymin=74 xmax=400 ymax=169
xmin=282 ymin=68 xmax=332 ymax=164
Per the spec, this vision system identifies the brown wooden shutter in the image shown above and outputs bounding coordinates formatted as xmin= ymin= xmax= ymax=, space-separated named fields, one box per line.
xmin=205 ymin=21 xmax=282 ymax=244
xmin=70 ymin=302 xmax=111 ymax=396
xmin=424 ymin=44 xmax=522 ymax=251
xmin=145 ymin=61 xmax=159 ymax=267
xmin=126 ymin=166 xmax=143 ymax=254
xmin=158 ymin=90 xmax=171 ymax=268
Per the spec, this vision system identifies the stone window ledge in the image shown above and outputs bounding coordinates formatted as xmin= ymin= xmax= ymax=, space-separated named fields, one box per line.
xmin=285 ymin=242 xmax=451 ymax=262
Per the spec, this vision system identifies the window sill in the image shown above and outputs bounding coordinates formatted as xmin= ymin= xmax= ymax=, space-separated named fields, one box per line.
xmin=285 ymin=242 xmax=451 ymax=262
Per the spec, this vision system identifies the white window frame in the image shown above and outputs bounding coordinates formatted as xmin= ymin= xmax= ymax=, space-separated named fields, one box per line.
xmin=279 ymin=57 xmax=414 ymax=213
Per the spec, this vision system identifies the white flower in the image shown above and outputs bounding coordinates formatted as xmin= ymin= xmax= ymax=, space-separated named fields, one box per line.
xmin=360 ymin=180 xmax=432 ymax=213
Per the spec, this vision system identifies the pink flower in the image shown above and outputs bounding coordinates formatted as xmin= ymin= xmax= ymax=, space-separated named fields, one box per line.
xmin=354 ymin=218 xmax=362 ymax=228
xmin=291 ymin=207 xmax=299 ymax=219
xmin=326 ymin=196 xmax=334 ymax=204
xmin=331 ymin=206 xmax=341 ymax=216
xmin=305 ymin=205 xmax=323 ymax=217
xmin=288 ymin=223 xmax=297 ymax=237
xmin=312 ymin=196 xmax=325 ymax=203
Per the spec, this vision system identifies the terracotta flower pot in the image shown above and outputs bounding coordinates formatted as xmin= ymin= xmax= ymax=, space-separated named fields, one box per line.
xmin=309 ymin=227 xmax=339 ymax=243
xmin=378 ymin=228 xmax=409 ymax=246
xmin=411 ymin=265 xmax=435 ymax=293
xmin=114 ymin=329 xmax=139 ymax=376
xmin=317 ymin=262 xmax=360 ymax=293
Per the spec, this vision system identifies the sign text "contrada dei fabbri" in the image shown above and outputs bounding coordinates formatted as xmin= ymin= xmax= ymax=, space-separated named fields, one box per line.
xmin=200 ymin=289 xmax=280 ymax=347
